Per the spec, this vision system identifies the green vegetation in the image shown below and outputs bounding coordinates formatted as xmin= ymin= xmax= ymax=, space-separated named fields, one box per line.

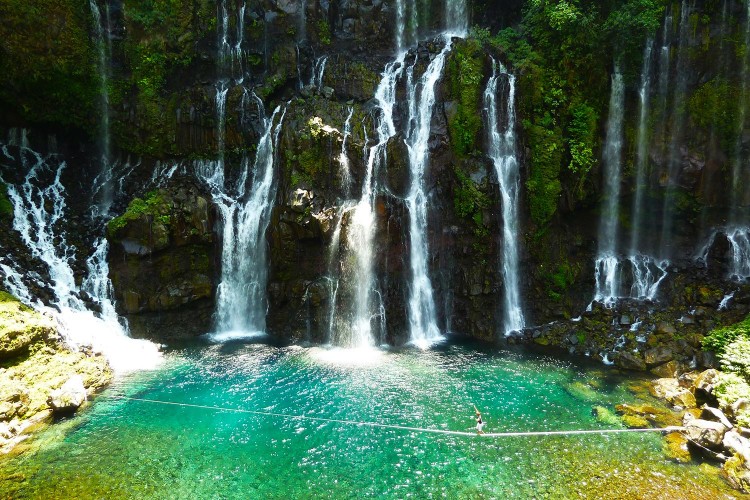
xmin=107 ymin=190 xmax=172 ymax=235
xmin=0 ymin=0 xmax=98 ymax=129
xmin=115 ymin=0 xmax=216 ymax=155
xmin=0 ymin=183 xmax=13 ymax=218
xmin=720 ymin=338 xmax=750 ymax=381
xmin=715 ymin=372 xmax=750 ymax=427
xmin=453 ymin=167 xmax=490 ymax=237
xmin=688 ymin=78 xmax=741 ymax=152
xmin=447 ymin=39 xmax=485 ymax=157
xmin=317 ymin=20 xmax=332 ymax=46
xmin=473 ymin=0 xmax=666 ymax=227
xmin=543 ymin=262 xmax=576 ymax=302
xmin=702 ymin=314 xmax=750 ymax=357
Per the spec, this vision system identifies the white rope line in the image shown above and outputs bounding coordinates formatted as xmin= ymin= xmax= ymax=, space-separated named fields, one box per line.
xmin=107 ymin=395 xmax=684 ymax=438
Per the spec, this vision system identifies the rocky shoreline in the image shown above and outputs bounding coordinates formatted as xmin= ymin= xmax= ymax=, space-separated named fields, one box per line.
xmin=0 ymin=292 xmax=112 ymax=455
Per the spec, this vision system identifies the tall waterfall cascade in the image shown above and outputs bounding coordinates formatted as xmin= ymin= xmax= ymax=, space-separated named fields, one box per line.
xmin=198 ymin=99 xmax=287 ymax=336
xmin=445 ymin=0 xmax=468 ymax=36
xmin=0 ymin=138 xmax=161 ymax=372
xmin=593 ymin=71 xmax=625 ymax=305
xmin=726 ymin=0 xmax=750 ymax=280
xmin=694 ymin=1 xmax=750 ymax=281
xmin=659 ymin=0 xmax=694 ymax=259
xmin=484 ymin=59 xmax=525 ymax=335
xmin=405 ymin=37 xmax=453 ymax=347
xmin=326 ymin=57 xmax=405 ymax=348
xmin=88 ymin=0 xmax=114 ymax=217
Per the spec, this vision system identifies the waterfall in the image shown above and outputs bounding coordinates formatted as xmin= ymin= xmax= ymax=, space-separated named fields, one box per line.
xmin=484 ymin=60 xmax=525 ymax=335
xmin=198 ymin=98 xmax=287 ymax=335
xmin=445 ymin=0 xmax=468 ymax=36
xmin=656 ymin=8 xmax=672 ymax=147
xmin=88 ymin=0 xmax=113 ymax=217
xmin=332 ymin=57 xmax=405 ymax=347
xmin=395 ymin=0 xmax=420 ymax=51
xmin=594 ymin=70 xmax=625 ymax=304
xmin=0 ymin=140 xmax=161 ymax=372
xmin=732 ymin=1 xmax=750 ymax=218
xmin=338 ymin=107 xmax=354 ymax=198
xmin=310 ymin=56 xmax=328 ymax=90
xmin=728 ymin=228 xmax=750 ymax=280
xmin=659 ymin=0 xmax=694 ymax=259
xmin=630 ymin=40 xmax=653 ymax=256
xmin=628 ymin=255 xmax=669 ymax=299
xmin=405 ymin=38 xmax=453 ymax=346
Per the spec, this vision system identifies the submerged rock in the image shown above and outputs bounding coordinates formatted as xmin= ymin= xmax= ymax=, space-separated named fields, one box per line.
xmin=663 ymin=431 xmax=692 ymax=463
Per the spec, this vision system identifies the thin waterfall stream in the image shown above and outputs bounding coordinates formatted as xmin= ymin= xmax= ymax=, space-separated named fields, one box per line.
xmin=484 ymin=59 xmax=525 ymax=335
xmin=594 ymin=70 xmax=625 ymax=305
xmin=405 ymin=38 xmax=453 ymax=347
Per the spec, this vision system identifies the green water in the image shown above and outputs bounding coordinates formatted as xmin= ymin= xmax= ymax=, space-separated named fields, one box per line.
xmin=0 ymin=340 xmax=739 ymax=498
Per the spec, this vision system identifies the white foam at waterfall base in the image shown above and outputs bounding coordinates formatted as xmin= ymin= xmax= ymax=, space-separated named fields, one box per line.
xmin=0 ymin=143 xmax=162 ymax=373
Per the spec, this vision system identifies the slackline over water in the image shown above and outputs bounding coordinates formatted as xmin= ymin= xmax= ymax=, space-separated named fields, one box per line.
xmin=108 ymin=395 xmax=683 ymax=438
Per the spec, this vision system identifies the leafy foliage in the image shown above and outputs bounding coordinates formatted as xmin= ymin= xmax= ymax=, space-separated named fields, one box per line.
xmin=721 ymin=338 xmax=750 ymax=381
xmin=474 ymin=0 xmax=667 ymax=227
xmin=453 ymin=167 xmax=490 ymax=237
xmin=702 ymin=315 xmax=750 ymax=358
xmin=447 ymin=39 xmax=485 ymax=157
xmin=688 ymin=78 xmax=741 ymax=152
xmin=715 ymin=372 xmax=750 ymax=427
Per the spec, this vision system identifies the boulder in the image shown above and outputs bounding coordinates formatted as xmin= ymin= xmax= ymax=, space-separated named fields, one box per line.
xmin=656 ymin=322 xmax=676 ymax=335
xmin=693 ymin=369 xmax=720 ymax=398
xmin=731 ymin=399 xmax=750 ymax=419
xmin=701 ymin=406 xmax=733 ymax=431
xmin=650 ymin=378 xmax=679 ymax=399
xmin=683 ymin=419 xmax=726 ymax=449
xmin=649 ymin=378 xmax=697 ymax=409
xmin=613 ymin=351 xmax=646 ymax=371
xmin=0 ymin=295 xmax=56 ymax=360
xmin=644 ymin=346 xmax=674 ymax=367
xmin=650 ymin=360 xmax=683 ymax=379
xmin=724 ymin=431 xmax=750 ymax=462
xmin=616 ymin=403 xmax=681 ymax=427
xmin=47 ymin=376 xmax=86 ymax=414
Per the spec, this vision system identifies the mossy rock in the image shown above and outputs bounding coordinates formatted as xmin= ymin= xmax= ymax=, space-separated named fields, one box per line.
xmin=621 ymin=414 xmax=650 ymax=428
xmin=1 ymin=348 xmax=112 ymax=418
xmin=722 ymin=454 xmax=750 ymax=493
xmin=615 ymin=403 xmax=681 ymax=428
xmin=592 ymin=405 xmax=621 ymax=426
xmin=0 ymin=298 xmax=56 ymax=360
xmin=662 ymin=432 xmax=692 ymax=463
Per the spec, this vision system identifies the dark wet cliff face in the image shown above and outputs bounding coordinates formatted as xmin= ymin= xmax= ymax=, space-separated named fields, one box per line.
xmin=1 ymin=0 xmax=750 ymax=370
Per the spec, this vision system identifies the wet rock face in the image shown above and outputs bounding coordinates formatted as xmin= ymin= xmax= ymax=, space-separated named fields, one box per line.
xmin=107 ymin=183 xmax=217 ymax=339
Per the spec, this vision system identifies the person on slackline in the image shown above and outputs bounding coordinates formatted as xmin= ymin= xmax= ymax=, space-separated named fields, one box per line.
xmin=474 ymin=406 xmax=485 ymax=435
